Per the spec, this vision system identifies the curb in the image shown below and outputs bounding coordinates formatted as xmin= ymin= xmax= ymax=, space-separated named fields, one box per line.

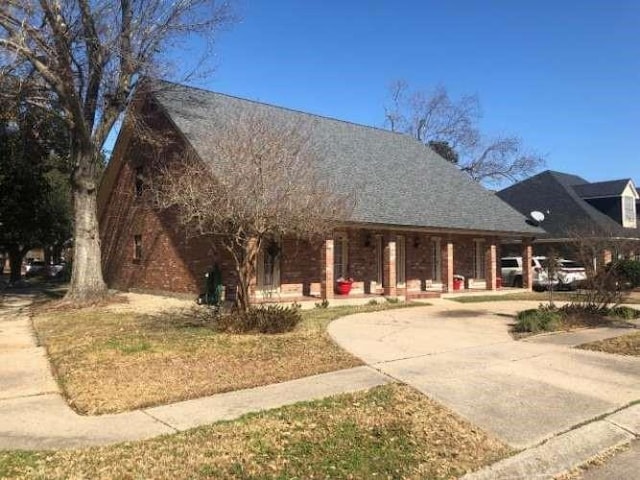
xmin=462 ymin=403 xmax=640 ymax=480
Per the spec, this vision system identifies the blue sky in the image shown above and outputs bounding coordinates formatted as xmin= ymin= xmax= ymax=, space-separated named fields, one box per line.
xmin=187 ymin=0 xmax=639 ymax=185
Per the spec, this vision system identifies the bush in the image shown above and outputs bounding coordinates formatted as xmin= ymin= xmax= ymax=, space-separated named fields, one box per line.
xmin=609 ymin=305 xmax=640 ymax=320
xmin=215 ymin=305 xmax=302 ymax=334
xmin=514 ymin=308 xmax=562 ymax=333
xmin=608 ymin=259 xmax=640 ymax=289
xmin=315 ymin=299 xmax=330 ymax=309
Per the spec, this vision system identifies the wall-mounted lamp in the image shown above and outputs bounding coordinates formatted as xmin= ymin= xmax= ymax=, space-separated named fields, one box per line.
xmin=413 ymin=236 xmax=421 ymax=248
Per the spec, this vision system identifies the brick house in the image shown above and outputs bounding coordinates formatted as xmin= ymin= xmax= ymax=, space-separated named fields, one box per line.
xmin=497 ymin=170 xmax=640 ymax=266
xmin=98 ymin=81 xmax=542 ymax=303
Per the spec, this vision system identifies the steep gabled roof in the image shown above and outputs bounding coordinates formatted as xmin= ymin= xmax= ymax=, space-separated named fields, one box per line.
xmin=497 ymin=170 xmax=640 ymax=238
xmin=573 ymin=179 xmax=633 ymax=199
xmin=149 ymin=80 xmax=541 ymax=235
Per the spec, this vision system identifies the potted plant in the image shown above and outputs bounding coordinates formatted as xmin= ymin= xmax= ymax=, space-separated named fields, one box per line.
xmin=335 ymin=276 xmax=354 ymax=295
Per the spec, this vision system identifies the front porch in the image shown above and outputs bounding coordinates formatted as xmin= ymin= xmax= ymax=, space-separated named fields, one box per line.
xmin=248 ymin=227 xmax=536 ymax=305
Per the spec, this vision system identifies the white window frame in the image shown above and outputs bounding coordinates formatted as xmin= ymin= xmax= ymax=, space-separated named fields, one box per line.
xmin=473 ymin=239 xmax=486 ymax=280
xmin=333 ymin=234 xmax=349 ymax=281
xmin=622 ymin=195 xmax=637 ymax=228
xmin=396 ymin=235 xmax=406 ymax=286
xmin=431 ymin=237 xmax=441 ymax=282
xmin=375 ymin=235 xmax=383 ymax=286
xmin=257 ymin=239 xmax=281 ymax=292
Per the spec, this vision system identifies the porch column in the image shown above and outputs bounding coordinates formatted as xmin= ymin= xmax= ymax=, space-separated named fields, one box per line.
xmin=320 ymin=239 xmax=334 ymax=300
xmin=383 ymin=239 xmax=397 ymax=296
xmin=522 ymin=239 xmax=533 ymax=291
xmin=484 ymin=240 xmax=497 ymax=290
xmin=441 ymin=240 xmax=454 ymax=292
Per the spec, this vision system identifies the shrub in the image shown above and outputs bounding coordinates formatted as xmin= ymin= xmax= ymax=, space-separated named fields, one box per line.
xmin=315 ymin=299 xmax=330 ymax=309
xmin=367 ymin=299 xmax=379 ymax=306
xmin=608 ymin=259 xmax=640 ymax=289
xmin=215 ymin=305 xmax=302 ymax=334
xmin=609 ymin=305 xmax=640 ymax=320
xmin=385 ymin=297 xmax=399 ymax=304
xmin=514 ymin=308 xmax=562 ymax=333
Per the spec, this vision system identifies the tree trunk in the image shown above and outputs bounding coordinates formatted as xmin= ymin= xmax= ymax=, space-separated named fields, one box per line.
xmin=8 ymin=245 xmax=24 ymax=284
xmin=65 ymin=147 xmax=108 ymax=302
xmin=235 ymin=238 xmax=259 ymax=312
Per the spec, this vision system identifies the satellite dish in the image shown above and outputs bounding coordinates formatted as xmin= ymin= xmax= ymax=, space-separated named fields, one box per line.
xmin=530 ymin=211 xmax=545 ymax=222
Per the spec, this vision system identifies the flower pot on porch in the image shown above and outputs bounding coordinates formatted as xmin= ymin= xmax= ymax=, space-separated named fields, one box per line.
xmin=336 ymin=280 xmax=353 ymax=295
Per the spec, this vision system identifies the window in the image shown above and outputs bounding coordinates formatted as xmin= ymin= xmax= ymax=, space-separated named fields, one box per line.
xmin=133 ymin=235 xmax=142 ymax=261
xmin=431 ymin=238 xmax=441 ymax=282
xmin=333 ymin=234 xmax=349 ymax=281
xmin=375 ymin=235 xmax=383 ymax=285
xmin=258 ymin=239 xmax=281 ymax=291
xmin=134 ymin=166 xmax=144 ymax=197
xmin=501 ymin=259 xmax=518 ymax=269
xmin=622 ymin=195 xmax=637 ymax=228
xmin=473 ymin=240 xmax=485 ymax=279
xmin=396 ymin=236 xmax=406 ymax=285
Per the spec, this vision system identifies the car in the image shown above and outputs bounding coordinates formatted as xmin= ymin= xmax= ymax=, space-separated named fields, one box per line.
xmin=500 ymin=256 xmax=586 ymax=290
xmin=25 ymin=260 xmax=46 ymax=277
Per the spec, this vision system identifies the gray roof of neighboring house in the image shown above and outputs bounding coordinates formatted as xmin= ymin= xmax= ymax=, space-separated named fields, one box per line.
xmin=497 ymin=170 xmax=640 ymax=238
xmin=573 ymin=179 xmax=631 ymax=198
xmin=150 ymin=80 xmax=542 ymax=235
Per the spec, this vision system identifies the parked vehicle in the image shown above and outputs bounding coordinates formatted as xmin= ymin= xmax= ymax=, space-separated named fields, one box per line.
xmin=500 ymin=256 xmax=586 ymax=290
xmin=25 ymin=260 xmax=46 ymax=277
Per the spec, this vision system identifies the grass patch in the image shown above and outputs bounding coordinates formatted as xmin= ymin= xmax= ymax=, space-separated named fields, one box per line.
xmin=513 ymin=303 xmax=640 ymax=337
xmin=0 ymin=384 xmax=510 ymax=480
xmin=578 ymin=331 xmax=640 ymax=356
xmin=32 ymin=301 xmax=422 ymax=414
xmin=451 ymin=292 xmax=577 ymax=303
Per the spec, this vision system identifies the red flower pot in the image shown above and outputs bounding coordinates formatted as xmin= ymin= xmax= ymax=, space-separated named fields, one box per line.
xmin=336 ymin=281 xmax=353 ymax=295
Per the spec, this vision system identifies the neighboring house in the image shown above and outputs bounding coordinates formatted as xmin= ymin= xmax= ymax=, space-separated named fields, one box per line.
xmin=98 ymin=81 xmax=542 ymax=303
xmin=497 ymin=170 xmax=640 ymax=265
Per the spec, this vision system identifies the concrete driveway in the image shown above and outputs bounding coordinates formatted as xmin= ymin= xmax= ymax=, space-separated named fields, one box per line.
xmin=328 ymin=299 xmax=640 ymax=449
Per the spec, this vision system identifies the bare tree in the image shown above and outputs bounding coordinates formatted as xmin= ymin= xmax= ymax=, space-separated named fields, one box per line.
xmin=0 ymin=0 xmax=233 ymax=302
xmin=152 ymin=114 xmax=352 ymax=312
xmin=384 ymin=80 xmax=544 ymax=187
xmin=567 ymin=227 xmax=638 ymax=311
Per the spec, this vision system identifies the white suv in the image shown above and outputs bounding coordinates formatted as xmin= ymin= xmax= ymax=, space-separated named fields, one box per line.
xmin=500 ymin=256 xmax=586 ymax=290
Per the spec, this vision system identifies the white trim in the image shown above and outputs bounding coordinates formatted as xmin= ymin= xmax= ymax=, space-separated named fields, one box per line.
xmin=396 ymin=235 xmax=406 ymax=286
xmin=432 ymin=238 xmax=442 ymax=281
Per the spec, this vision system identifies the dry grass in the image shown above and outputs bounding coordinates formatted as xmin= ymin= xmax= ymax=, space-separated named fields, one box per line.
xmin=578 ymin=331 xmax=640 ymax=356
xmin=0 ymin=384 xmax=511 ymax=480
xmin=451 ymin=291 xmax=640 ymax=304
xmin=32 ymin=301 xmax=422 ymax=414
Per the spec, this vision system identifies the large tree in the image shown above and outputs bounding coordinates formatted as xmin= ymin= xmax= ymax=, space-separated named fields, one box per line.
xmin=152 ymin=114 xmax=352 ymax=312
xmin=0 ymin=87 xmax=71 ymax=283
xmin=0 ymin=0 xmax=233 ymax=302
xmin=384 ymin=80 xmax=544 ymax=187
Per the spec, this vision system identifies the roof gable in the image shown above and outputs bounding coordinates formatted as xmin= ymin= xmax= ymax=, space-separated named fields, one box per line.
xmin=497 ymin=170 xmax=640 ymax=238
xmin=148 ymin=80 xmax=541 ymax=235
xmin=573 ymin=179 xmax=635 ymax=199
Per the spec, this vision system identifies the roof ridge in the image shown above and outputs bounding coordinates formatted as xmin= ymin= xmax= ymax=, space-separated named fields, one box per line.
xmin=151 ymin=78 xmax=410 ymax=140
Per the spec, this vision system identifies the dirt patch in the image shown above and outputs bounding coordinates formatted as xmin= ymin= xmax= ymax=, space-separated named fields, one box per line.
xmin=578 ymin=331 xmax=640 ymax=356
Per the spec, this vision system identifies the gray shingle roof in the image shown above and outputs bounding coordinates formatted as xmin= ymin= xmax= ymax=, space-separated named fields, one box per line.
xmin=573 ymin=179 xmax=631 ymax=198
xmin=150 ymin=81 xmax=541 ymax=235
xmin=497 ymin=170 xmax=640 ymax=238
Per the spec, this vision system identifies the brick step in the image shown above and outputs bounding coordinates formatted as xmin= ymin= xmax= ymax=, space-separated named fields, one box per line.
xmin=406 ymin=291 xmax=441 ymax=300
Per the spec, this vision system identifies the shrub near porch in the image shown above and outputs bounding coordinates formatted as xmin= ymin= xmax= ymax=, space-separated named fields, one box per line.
xmin=32 ymin=300 xmax=423 ymax=414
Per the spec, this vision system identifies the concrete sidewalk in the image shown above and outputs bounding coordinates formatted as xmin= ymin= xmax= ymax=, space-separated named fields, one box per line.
xmin=0 ymin=294 xmax=389 ymax=450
